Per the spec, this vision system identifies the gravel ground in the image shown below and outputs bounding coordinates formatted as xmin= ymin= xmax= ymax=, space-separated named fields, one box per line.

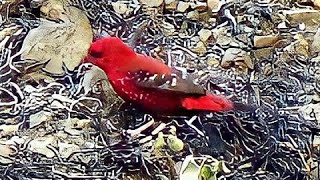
xmin=1 ymin=0 xmax=320 ymax=179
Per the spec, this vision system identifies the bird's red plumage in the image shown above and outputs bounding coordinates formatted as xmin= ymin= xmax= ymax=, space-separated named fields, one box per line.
xmin=84 ymin=37 xmax=234 ymax=113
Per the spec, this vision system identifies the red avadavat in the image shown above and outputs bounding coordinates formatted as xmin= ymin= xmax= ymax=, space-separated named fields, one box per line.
xmin=84 ymin=37 xmax=233 ymax=113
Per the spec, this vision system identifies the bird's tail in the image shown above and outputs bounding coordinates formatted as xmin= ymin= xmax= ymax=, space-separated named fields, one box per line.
xmin=181 ymin=94 xmax=234 ymax=112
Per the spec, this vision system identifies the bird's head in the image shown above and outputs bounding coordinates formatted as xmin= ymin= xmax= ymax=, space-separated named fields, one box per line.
xmin=84 ymin=37 xmax=136 ymax=69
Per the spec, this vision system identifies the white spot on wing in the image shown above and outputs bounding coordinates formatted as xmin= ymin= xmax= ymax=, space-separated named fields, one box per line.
xmin=117 ymin=78 xmax=125 ymax=85
xmin=149 ymin=74 xmax=157 ymax=80
xmin=171 ymin=77 xmax=177 ymax=86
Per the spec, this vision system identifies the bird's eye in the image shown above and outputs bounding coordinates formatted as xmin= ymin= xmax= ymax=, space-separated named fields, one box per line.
xmin=90 ymin=50 xmax=103 ymax=58
xmin=89 ymin=42 xmax=104 ymax=58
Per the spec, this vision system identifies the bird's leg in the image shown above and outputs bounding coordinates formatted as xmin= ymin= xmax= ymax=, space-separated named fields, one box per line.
xmin=118 ymin=102 xmax=154 ymax=130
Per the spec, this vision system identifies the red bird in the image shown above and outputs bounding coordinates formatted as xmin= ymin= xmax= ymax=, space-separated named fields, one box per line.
xmin=84 ymin=37 xmax=234 ymax=113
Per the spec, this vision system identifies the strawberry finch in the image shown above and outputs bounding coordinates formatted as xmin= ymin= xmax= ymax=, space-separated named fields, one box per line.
xmin=84 ymin=37 xmax=234 ymax=113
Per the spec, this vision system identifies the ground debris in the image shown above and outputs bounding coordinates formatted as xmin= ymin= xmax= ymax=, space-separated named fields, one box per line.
xmin=0 ymin=0 xmax=320 ymax=179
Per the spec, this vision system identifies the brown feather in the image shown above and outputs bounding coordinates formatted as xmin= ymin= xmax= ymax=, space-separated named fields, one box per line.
xmin=132 ymin=69 xmax=206 ymax=96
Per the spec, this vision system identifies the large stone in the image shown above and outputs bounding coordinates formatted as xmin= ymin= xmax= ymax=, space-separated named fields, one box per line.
xmin=253 ymin=35 xmax=279 ymax=48
xmin=283 ymin=9 xmax=320 ymax=28
xmin=20 ymin=0 xmax=93 ymax=74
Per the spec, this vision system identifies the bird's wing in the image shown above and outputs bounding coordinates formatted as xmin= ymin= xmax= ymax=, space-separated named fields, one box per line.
xmin=129 ymin=69 xmax=206 ymax=95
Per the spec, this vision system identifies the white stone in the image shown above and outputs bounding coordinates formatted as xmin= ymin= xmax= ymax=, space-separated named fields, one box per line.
xmin=0 ymin=124 xmax=19 ymax=137
xmin=164 ymin=0 xmax=175 ymax=4
xmin=207 ymin=0 xmax=219 ymax=10
xmin=221 ymin=48 xmax=244 ymax=68
xmin=140 ymin=0 xmax=163 ymax=7
xmin=112 ymin=2 xmax=127 ymax=14
xmin=198 ymin=28 xmax=212 ymax=42
xmin=177 ymin=1 xmax=189 ymax=12
xmin=29 ymin=111 xmax=52 ymax=128
xmin=277 ymin=21 xmax=287 ymax=29
xmin=187 ymin=10 xmax=199 ymax=20
xmin=28 ymin=136 xmax=57 ymax=158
